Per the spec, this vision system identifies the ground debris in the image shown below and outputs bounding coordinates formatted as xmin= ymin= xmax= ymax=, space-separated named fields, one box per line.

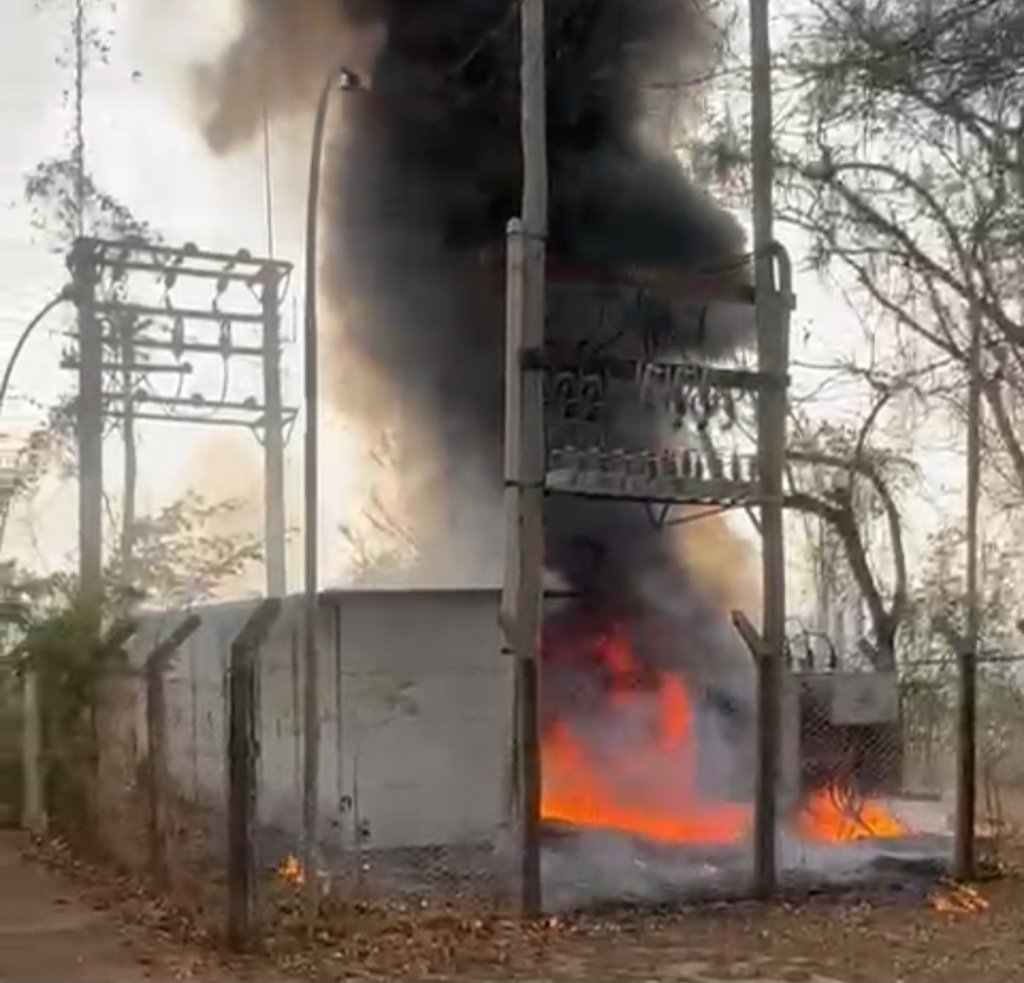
xmin=22 ymin=834 xmax=1024 ymax=982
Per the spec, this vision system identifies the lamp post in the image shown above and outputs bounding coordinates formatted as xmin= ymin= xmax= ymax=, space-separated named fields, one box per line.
xmin=0 ymin=292 xmax=71 ymax=838
xmin=301 ymin=65 xmax=362 ymax=914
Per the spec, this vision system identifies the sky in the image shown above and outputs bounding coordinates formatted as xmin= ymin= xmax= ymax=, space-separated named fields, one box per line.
xmin=0 ymin=0 xmax=377 ymax=588
xmin=0 ymin=0 xmax=966 ymax=608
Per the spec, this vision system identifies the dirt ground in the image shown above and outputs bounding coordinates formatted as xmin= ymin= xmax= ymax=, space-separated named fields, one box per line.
xmin=0 ymin=830 xmax=231 ymax=982
xmin=12 ymin=831 xmax=1024 ymax=982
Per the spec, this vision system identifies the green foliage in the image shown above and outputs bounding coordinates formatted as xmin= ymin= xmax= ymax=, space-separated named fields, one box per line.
xmin=106 ymin=491 xmax=263 ymax=609
xmin=0 ymin=489 xmax=262 ymax=830
xmin=1 ymin=578 xmax=125 ymax=836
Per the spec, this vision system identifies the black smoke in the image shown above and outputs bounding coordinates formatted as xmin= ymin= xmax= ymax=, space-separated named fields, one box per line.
xmin=201 ymin=0 xmax=755 ymax=706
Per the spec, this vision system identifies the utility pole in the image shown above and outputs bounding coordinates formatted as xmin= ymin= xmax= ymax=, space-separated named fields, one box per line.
xmin=502 ymin=0 xmax=548 ymax=918
xmin=261 ymin=267 xmax=286 ymax=596
xmin=71 ymin=240 xmax=105 ymax=602
xmin=73 ymin=0 xmax=86 ymax=239
xmin=955 ymin=300 xmax=982 ymax=879
xmin=63 ymin=238 xmax=295 ymax=594
xmin=119 ymin=313 xmax=137 ymax=578
xmin=749 ymin=0 xmax=786 ymax=897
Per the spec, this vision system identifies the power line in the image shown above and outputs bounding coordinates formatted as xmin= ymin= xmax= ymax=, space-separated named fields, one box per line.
xmin=0 ymin=291 xmax=71 ymax=413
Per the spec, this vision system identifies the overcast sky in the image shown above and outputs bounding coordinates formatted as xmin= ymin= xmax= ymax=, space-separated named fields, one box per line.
xmin=0 ymin=0 xmax=381 ymax=586
xmin=0 ymin=0 xmax=963 ymax=599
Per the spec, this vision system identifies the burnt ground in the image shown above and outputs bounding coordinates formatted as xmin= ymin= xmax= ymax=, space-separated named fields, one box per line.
xmin=13 ymin=831 xmax=1024 ymax=983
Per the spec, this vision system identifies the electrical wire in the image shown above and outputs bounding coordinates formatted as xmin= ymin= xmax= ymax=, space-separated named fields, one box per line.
xmin=0 ymin=289 xmax=72 ymax=415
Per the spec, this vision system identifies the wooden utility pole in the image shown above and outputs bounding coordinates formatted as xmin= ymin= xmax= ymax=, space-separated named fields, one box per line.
xmin=261 ymin=267 xmax=286 ymax=596
xmin=501 ymin=0 xmax=548 ymax=919
xmin=955 ymin=301 xmax=982 ymax=879
xmin=749 ymin=0 xmax=786 ymax=897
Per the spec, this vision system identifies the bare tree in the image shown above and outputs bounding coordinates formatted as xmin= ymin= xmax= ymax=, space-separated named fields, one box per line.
xmin=701 ymin=0 xmax=1024 ymax=503
xmin=784 ymin=387 xmax=914 ymax=669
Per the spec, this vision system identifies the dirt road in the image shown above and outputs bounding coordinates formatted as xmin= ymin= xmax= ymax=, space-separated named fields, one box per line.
xmin=0 ymin=831 xmax=219 ymax=982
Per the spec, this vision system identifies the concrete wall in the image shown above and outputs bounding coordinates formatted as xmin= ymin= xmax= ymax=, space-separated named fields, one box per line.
xmin=125 ymin=590 xmax=511 ymax=854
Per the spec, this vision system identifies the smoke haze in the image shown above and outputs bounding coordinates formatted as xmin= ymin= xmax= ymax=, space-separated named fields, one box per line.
xmin=198 ymin=0 xmax=756 ymax=708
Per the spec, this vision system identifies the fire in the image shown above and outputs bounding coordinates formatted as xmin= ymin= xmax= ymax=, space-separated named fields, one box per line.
xmin=278 ymin=854 xmax=305 ymax=887
xmin=929 ymin=881 xmax=989 ymax=914
xmin=541 ymin=618 xmax=909 ymax=848
xmin=797 ymin=783 xmax=908 ymax=843
xmin=541 ymin=620 xmax=750 ymax=845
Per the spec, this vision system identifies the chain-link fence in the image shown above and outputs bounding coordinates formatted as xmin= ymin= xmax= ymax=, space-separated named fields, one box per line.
xmin=257 ymin=590 xmax=516 ymax=917
xmin=83 ymin=593 xmax=1024 ymax=942
xmin=976 ymin=661 xmax=1024 ymax=858
xmin=539 ymin=595 xmax=758 ymax=910
xmin=780 ymin=665 xmax=955 ymax=888
xmin=87 ymin=590 xmax=517 ymax=942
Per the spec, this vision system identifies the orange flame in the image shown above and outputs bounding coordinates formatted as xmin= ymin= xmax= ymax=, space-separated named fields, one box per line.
xmin=278 ymin=854 xmax=305 ymax=887
xmin=929 ymin=881 xmax=989 ymax=914
xmin=541 ymin=620 xmax=909 ymax=847
xmin=541 ymin=622 xmax=749 ymax=845
xmin=797 ymin=783 xmax=908 ymax=843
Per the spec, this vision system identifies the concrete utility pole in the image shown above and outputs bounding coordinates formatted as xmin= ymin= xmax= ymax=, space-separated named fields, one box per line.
xmin=501 ymin=0 xmax=548 ymax=918
xmin=749 ymin=0 xmax=787 ymax=897
xmin=65 ymin=239 xmax=295 ymax=598
xmin=955 ymin=300 xmax=982 ymax=879
xmin=70 ymin=241 xmax=105 ymax=603
xmin=119 ymin=314 xmax=137 ymax=579
xmin=261 ymin=266 xmax=286 ymax=597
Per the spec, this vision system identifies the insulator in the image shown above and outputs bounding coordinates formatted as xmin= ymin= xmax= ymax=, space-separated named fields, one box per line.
xmin=218 ymin=318 xmax=232 ymax=356
xmin=171 ymin=315 xmax=185 ymax=359
xmin=693 ymin=453 xmax=705 ymax=480
xmin=722 ymin=390 xmax=737 ymax=430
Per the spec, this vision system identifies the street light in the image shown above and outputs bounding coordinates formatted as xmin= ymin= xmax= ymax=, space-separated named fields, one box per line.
xmin=301 ymin=64 xmax=363 ymax=912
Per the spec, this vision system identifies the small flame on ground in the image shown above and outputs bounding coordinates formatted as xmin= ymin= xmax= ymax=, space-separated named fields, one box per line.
xmin=796 ymin=782 xmax=908 ymax=843
xmin=279 ymin=854 xmax=305 ymax=887
xmin=929 ymin=880 xmax=989 ymax=914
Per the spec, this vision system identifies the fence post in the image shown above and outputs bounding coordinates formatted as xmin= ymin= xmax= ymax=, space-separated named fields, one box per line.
xmin=144 ymin=615 xmax=201 ymax=888
xmin=954 ymin=641 xmax=977 ymax=880
xmin=227 ymin=599 xmax=281 ymax=952
xmin=21 ymin=668 xmax=46 ymax=835
xmin=89 ymin=620 xmax=137 ymax=843
xmin=732 ymin=611 xmax=779 ymax=898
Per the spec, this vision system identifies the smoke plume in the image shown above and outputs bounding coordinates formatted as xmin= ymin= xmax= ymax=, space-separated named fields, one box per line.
xmin=199 ymin=0 xmax=755 ymax=709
